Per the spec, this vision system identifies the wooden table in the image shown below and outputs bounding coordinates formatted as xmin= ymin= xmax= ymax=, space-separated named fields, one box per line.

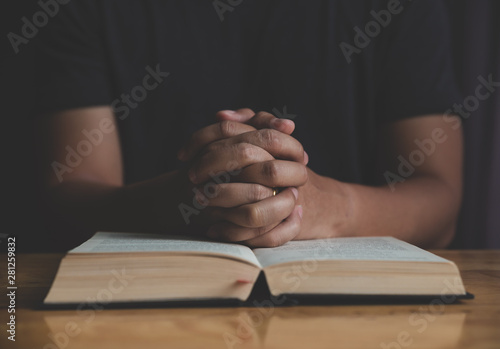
xmin=1 ymin=251 xmax=499 ymax=349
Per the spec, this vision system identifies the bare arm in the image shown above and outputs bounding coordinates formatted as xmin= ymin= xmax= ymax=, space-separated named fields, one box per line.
xmin=213 ymin=111 xmax=463 ymax=248
xmin=42 ymin=107 xmax=190 ymax=241
xmin=41 ymin=106 xmax=302 ymax=247
xmin=295 ymin=115 xmax=463 ymax=248
xmin=43 ymin=106 xmax=461 ymax=249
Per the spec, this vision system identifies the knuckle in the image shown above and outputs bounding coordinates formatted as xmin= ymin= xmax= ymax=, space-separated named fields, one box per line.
xmin=219 ymin=120 xmax=235 ymax=138
xmin=258 ymin=129 xmax=280 ymax=150
xmin=245 ymin=205 xmax=264 ymax=227
xmin=236 ymin=143 xmax=256 ymax=162
xmin=249 ymin=184 xmax=270 ymax=202
xmin=262 ymin=161 xmax=280 ymax=182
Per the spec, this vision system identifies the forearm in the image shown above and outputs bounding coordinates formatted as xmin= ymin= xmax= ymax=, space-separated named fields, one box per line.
xmin=302 ymin=170 xmax=460 ymax=248
xmin=45 ymin=170 xmax=192 ymax=236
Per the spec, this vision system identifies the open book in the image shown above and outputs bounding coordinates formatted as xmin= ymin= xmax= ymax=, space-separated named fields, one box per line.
xmin=44 ymin=232 xmax=468 ymax=305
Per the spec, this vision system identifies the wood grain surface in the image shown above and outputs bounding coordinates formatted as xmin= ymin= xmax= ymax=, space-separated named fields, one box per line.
xmin=1 ymin=250 xmax=499 ymax=349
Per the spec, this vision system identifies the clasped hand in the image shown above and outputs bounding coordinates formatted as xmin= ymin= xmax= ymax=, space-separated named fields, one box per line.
xmin=178 ymin=109 xmax=309 ymax=247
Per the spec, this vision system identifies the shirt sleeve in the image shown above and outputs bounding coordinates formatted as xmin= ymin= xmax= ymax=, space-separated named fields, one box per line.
xmin=375 ymin=0 xmax=461 ymax=124
xmin=35 ymin=1 xmax=111 ymax=114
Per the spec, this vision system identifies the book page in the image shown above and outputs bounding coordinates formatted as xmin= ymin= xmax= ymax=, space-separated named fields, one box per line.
xmin=70 ymin=232 xmax=261 ymax=267
xmin=254 ymin=237 xmax=448 ymax=268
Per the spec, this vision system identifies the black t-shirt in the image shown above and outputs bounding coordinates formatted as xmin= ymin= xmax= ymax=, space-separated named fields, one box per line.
xmin=35 ymin=0 xmax=459 ymax=185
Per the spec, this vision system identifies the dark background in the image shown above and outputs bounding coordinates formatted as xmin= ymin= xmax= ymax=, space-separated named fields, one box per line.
xmin=2 ymin=1 xmax=499 ymax=251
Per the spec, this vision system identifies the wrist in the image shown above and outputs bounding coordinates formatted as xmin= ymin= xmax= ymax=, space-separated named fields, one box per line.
xmin=332 ymin=180 xmax=355 ymax=237
xmin=299 ymin=169 xmax=354 ymax=239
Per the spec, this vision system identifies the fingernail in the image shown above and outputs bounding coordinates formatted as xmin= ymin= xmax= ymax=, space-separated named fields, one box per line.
xmin=270 ymin=118 xmax=283 ymax=129
xmin=291 ymin=187 xmax=299 ymax=200
xmin=303 ymin=151 xmax=309 ymax=165
xmin=221 ymin=110 xmax=236 ymax=115
xmin=297 ymin=205 xmax=303 ymax=219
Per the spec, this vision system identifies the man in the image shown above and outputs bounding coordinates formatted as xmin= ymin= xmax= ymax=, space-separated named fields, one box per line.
xmin=37 ymin=0 xmax=462 ymax=248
